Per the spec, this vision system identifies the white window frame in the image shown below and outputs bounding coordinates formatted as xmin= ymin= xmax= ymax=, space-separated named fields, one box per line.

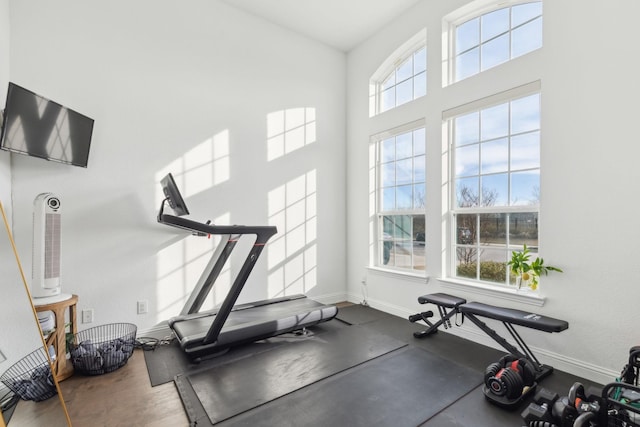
xmin=371 ymin=120 xmax=426 ymax=274
xmin=443 ymin=0 xmax=542 ymax=86
xmin=444 ymin=81 xmax=542 ymax=290
xmin=369 ymin=29 xmax=427 ymax=117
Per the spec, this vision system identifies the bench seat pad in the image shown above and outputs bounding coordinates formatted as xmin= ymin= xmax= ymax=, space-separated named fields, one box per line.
xmin=459 ymin=302 xmax=569 ymax=333
xmin=417 ymin=293 xmax=467 ymax=308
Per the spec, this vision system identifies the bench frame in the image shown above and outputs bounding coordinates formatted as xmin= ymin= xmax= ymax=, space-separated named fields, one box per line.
xmin=410 ymin=293 xmax=568 ymax=382
xmin=461 ymin=311 xmax=554 ymax=380
xmin=408 ymin=308 xmax=460 ymax=338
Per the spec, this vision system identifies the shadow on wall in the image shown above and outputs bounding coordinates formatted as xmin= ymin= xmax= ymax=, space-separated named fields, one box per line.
xmin=153 ymin=107 xmax=320 ymax=318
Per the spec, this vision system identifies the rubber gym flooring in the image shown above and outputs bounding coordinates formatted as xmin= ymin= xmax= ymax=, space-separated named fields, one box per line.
xmin=144 ymin=304 xmax=597 ymax=426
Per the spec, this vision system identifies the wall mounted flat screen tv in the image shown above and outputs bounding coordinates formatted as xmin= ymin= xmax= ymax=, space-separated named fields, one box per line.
xmin=0 ymin=82 xmax=94 ymax=168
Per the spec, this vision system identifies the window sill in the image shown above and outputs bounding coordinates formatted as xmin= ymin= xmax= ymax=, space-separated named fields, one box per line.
xmin=366 ymin=266 xmax=428 ymax=284
xmin=437 ymin=277 xmax=546 ymax=307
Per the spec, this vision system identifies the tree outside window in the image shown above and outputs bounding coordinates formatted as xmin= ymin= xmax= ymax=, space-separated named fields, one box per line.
xmin=452 ymin=92 xmax=540 ymax=285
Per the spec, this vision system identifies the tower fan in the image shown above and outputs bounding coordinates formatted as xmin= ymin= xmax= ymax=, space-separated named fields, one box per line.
xmin=32 ymin=193 xmax=68 ymax=301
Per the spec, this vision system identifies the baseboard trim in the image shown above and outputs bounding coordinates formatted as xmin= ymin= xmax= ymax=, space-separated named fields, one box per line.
xmin=345 ymin=293 xmax=618 ymax=385
xmin=137 ymin=322 xmax=173 ymax=341
xmin=310 ymin=291 xmax=349 ymax=305
xmin=445 ymin=326 xmax=618 ymax=385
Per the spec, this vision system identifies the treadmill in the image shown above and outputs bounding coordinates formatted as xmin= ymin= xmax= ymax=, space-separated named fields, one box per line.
xmin=157 ymin=173 xmax=338 ymax=360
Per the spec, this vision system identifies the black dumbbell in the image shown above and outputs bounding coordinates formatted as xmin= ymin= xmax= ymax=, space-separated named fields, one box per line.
xmin=535 ymin=387 xmax=560 ymax=407
xmin=568 ymin=382 xmax=601 ymax=418
xmin=521 ymin=402 xmax=556 ymax=426
xmin=550 ymin=398 xmax=576 ymax=427
xmin=573 ymin=411 xmax=596 ymax=427
xmin=486 ymin=354 xmax=536 ymax=400
xmin=521 ymin=388 xmax=559 ymax=426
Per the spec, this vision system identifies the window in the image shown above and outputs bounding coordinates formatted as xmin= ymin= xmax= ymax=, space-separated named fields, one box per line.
xmin=369 ymin=30 xmax=427 ymax=116
xmin=448 ymin=87 xmax=540 ymax=285
xmin=374 ymin=125 xmax=426 ymax=271
xmin=452 ymin=2 xmax=542 ymax=82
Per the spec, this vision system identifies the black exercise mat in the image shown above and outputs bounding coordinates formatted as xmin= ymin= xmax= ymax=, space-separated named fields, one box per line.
xmin=176 ymin=325 xmax=407 ymax=426
xmin=358 ymin=311 xmax=505 ymax=373
xmin=220 ymin=346 xmax=483 ymax=427
xmin=336 ymin=303 xmax=394 ymax=325
xmin=425 ymin=369 xmax=596 ymax=427
xmin=144 ymin=320 xmax=346 ymax=386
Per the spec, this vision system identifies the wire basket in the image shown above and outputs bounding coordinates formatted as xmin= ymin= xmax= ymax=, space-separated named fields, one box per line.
xmin=70 ymin=323 xmax=137 ymax=375
xmin=0 ymin=347 xmax=57 ymax=402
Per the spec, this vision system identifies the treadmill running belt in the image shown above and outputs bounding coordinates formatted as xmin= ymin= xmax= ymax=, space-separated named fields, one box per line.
xmin=176 ymin=325 xmax=406 ymax=425
xmin=171 ymin=296 xmax=337 ymax=358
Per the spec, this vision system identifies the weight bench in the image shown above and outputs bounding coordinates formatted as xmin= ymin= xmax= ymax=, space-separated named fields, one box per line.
xmin=408 ymin=293 xmax=467 ymax=338
xmin=409 ymin=293 xmax=569 ymax=382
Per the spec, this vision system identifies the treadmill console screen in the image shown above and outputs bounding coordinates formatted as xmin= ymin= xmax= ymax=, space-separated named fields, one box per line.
xmin=160 ymin=172 xmax=190 ymax=216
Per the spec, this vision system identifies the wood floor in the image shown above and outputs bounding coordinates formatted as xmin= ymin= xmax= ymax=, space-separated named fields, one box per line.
xmin=11 ymin=302 xmax=358 ymax=426
xmin=7 ymin=349 xmax=185 ymax=427
xmin=59 ymin=350 xmax=188 ymax=427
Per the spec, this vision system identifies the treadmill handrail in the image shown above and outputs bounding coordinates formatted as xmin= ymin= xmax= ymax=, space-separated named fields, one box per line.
xmin=158 ymin=213 xmax=277 ymax=244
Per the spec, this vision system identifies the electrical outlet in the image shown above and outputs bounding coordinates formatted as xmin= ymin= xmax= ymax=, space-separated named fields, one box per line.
xmin=82 ymin=309 xmax=94 ymax=324
xmin=137 ymin=300 xmax=148 ymax=315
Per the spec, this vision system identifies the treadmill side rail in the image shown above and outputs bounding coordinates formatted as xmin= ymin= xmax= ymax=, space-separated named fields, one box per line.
xmin=175 ymin=300 xmax=338 ymax=359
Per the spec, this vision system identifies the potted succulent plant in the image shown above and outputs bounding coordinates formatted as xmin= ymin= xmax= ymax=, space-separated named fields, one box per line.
xmin=507 ymin=244 xmax=563 ymax=290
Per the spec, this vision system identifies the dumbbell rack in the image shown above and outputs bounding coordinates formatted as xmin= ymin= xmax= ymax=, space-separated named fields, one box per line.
xmin=521 ymin=362 xmax=640 ymax=426
xmin=604 ymin=383 xmax=640 ymax=426
xmin=605 ymin=347 xmax=640 ymax=426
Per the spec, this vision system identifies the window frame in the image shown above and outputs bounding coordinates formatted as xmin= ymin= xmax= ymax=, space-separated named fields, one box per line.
xmin=443 ymin=0 xmax=542 ymax=85
xmin=369 ymin=29 xmax=427 ymax=117
xmin=371 ymin=120 xmax=426 ymax=273
xmin=445 ymin=81 xmax=541 ymax=288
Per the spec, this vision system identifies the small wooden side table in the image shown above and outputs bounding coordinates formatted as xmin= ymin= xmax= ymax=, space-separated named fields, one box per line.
xmin=34 ymin=294 xmax=78 ymax=382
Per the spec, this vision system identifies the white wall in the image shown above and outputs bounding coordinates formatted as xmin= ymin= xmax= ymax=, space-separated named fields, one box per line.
xmin=347 ymin=0 xmax=640 ymax=384
xmin=0 ymin=0 xmax=48 ymax=372
xmin=8 ymin=0 xmax=347 ymax=335
xmin=0 ymin=0 xmax=10 ymax=211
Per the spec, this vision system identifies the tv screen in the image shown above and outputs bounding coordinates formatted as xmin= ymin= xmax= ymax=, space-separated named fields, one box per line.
xmin=160 ymin=173 xmax=190 ymax=217
xmin=0 ymin=82 xmax=94 ymax=168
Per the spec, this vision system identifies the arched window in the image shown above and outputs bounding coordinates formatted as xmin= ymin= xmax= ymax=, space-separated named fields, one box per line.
xmin=446 ymin=1 xmax=542 ymax=83
xmin=369 ymin=30 xmax=427 ymax=117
